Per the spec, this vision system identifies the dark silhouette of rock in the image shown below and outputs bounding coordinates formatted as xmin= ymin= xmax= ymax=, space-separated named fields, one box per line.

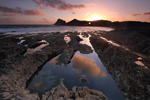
xmin=54 ymin=18 xmax=66 ymax=25
xmin=67 ymin=19 xmax=89 ymax=26
xmin=54 ymin=18 xmax=150 ymax=28
xmin=112 ymin=21 xmax=150 ymax=29
xmin=90 ymin=20 xmax=112 ymax=27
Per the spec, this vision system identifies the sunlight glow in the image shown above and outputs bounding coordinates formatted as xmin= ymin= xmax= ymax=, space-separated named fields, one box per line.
xmin=89 ymin=16 xmax=101 ymax=21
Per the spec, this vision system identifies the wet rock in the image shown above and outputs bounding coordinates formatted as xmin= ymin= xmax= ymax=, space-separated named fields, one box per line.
xmin=78 ymin=44 xmax=93 ymax=54
xmin=29 ymin=42 xmax=47 ymax=48
xmin=72 ymin=86 xmax=77 ymax=92
xmin=0 ymin=32 xmax=108 ymax=100
xmin=0 ymin=32 xmax=67 ymax=100
xmin=75 ymin=98 xmax=83 ymax=100
xmin=147 ymin=85 xmax=150 ymax=93
xmin=56 ymin=35 xmax=83 ymax=66
xmin=101 ymin=29 xmax=150 ymax=56
xmin=42 ymin=79 xmax=108 ymax=100
xmin=79 ymin=75 xmax=89 ymax=83
xmin=90 ymin=34 xmax=150 ymax=100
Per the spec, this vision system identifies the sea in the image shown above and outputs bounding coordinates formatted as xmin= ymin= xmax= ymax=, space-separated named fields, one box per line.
xmin=0 ymin=25 xmax=113 ymax=35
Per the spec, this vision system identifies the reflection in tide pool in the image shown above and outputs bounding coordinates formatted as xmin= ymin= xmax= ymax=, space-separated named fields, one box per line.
xmin=27 ymin=34 xmax=124 ymax=100
xmin=72 ymin=54 xmax=102 ymax=77
xmin=24 ymin=40 xmax=49 ymax=56
xmin=27 ymin=51 xmax=124 ymax=100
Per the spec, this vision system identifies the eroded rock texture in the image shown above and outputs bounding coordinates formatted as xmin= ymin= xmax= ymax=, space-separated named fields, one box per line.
xmin=42 ymin=79 xmax=108 ymax=100
xmin=90 ymin=33 xmax=150 ymax=100
xmin=0 ymin=32 xmax=106 ymax=100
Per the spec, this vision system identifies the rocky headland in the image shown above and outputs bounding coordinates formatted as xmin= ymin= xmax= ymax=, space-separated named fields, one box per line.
xmin=54 ymin=18 xmax=150 ymax=29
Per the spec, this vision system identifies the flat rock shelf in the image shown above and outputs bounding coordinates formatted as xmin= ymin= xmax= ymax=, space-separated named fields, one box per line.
xmin=0 ymin=28 xmax=150 ymax=100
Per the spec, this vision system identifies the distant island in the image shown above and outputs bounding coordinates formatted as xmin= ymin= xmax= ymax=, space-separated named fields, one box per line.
xmin=54 ymin=18 xmax=150 ymax=28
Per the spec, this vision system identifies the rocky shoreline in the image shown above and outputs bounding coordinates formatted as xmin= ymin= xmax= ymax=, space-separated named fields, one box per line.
xmin=0 ymin=28 xmax=150 ymax=100
xmin=89 ymin=29 xmax=150 ymax=100
xmin=0 ymin=32 xmax=108 ymax=100
xmin=42 ymin=79 xmax=108 ymax=100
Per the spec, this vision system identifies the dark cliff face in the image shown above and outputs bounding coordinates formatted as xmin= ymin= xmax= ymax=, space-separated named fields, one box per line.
xmin=54 ymin=19 xmax=66 ymax=25
xmin=66 ymin=19 xmax=89 ymax=26
xmin=112 ymin=21 xmax=150 ymax=29
xmin=54 ymin=18 xmax=150 ymax=28
xmin=90 ymin=20 xmax=112 ymax=27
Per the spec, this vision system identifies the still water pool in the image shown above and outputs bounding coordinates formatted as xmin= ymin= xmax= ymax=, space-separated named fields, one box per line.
xmin=27 ymin=33 xmax=124 ymax=100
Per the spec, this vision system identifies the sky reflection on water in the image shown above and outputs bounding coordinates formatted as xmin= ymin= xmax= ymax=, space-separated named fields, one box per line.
xmin=27 ymin=33 xmax=124 ymax=100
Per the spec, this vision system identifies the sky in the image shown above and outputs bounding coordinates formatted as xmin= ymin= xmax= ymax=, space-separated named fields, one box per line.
xmin=0 ymin=0 xmax=150 ymax=24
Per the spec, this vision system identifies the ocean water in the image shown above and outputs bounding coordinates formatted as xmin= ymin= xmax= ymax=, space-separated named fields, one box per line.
xmin=0 ymin=25 xmax=114 ymax=35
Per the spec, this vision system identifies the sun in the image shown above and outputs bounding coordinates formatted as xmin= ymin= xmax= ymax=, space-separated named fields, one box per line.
xmin=89 ymin=16 xmax=102 ymax=21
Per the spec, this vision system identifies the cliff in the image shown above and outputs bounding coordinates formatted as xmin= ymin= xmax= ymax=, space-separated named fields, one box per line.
xmin=54 ymin=18 xmax=150 ymax=28
xmin=54 ymin=18 xmax=66 ymax=25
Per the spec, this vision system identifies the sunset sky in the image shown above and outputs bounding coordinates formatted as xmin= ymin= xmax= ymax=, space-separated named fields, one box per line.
xmin=0 ymin=0 xmax=150 ymax=24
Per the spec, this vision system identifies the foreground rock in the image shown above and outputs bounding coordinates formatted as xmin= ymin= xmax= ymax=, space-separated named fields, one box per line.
xmin=101 ymin=28 xmax=150 ymax=56
xmin=90 ymin=32 xmax=150 ymax=100
xmin=0 ymin=32 xmax=101 ymax=100
xmin=42 ymin=79 xmax=108 ymax=100
xmin=0 ymin=32 xmax=67 ymax=99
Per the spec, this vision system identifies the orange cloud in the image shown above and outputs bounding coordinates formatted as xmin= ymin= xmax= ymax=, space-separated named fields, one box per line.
xmin=0 ymin=6 xmax=45 ymax=16
xmin=41 ymin=18 xmax=50 ymax=22
xmin=72 ymin=12 xmax=76 ymax=14
xmin=101 ymin=71 xmax=107 ymax=78
xmin=32 ymin=0 xmax=86 ymax=11
xmin=50 ymin=9 xmax=55 ymax=12
xmin=143 ymin=12 xmax=150 ymax=15
xmin=72 ymin=54 xmax=101 ymax=77
xmin=132 ymin=13 xmax=141 ymax=16
xmin=86 ymin=3 xmax=96 ymax=6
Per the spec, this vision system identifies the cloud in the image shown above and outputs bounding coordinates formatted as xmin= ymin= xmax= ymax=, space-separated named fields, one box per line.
xmin=32 ymin=0 xmax=86 ymax=11
xmin=86 ymin=3 xmax=96 ymax=6
xmin=39 ymin=18 xmax=51 ymax=24
xmin=143 ymin=12 xmax=150 ymax=15
xmin=132 ymin=13 xmax=141 ymax=16
xmin=3 ymin=13 xmax=17 ymax=16
xmin=72 ymin=12 xmax=76 ymax=14
xmin=24 ymin=9 xmax=45 ymax=16
xmin=0 ymin=18 xmax=18 ymax=24
xmin=72 ymin=54 xmax=106 ymax=77
xmin=50 ymin=9 xmax=55 ymax=12
xmin=41 ymin=18 xmax=50 ymax=22
xmin=0 ymin=6 xmax=45 ymax=16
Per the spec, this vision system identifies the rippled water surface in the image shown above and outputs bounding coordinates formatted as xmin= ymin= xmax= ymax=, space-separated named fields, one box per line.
xmin=0 ymin=25 xmax=113 ymax=35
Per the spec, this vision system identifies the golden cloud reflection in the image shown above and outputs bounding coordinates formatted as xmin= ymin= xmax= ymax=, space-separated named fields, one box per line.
xmin=72 ymin=54 xmax=107 ymax=78
xmin=49 ymin=57 xmax=57 ymax=63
